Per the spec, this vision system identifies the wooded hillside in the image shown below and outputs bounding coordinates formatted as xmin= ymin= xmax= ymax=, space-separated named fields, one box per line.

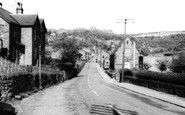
xmin=134 ymin=34 xmax=185 ymax=55
xmin=47 ymin=28 xmax=185 ymax=55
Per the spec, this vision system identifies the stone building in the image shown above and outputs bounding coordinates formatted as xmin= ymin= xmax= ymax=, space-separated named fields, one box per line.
xmin=0 ymin=3 xmax=47 ymax=65
xmin=0 ymin=6 xmax=25 ymax=63
xmin=109 ymin=36 xmax=141 ymax=70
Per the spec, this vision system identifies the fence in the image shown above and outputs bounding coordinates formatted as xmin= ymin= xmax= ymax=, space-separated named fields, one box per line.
xmin=0 ymin=57 xmax=27 ymax=78
xmin=0 ymin=57 xmax=65 ymax=79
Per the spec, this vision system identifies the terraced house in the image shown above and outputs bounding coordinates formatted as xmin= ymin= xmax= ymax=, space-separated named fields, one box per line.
xmin=0 ymin=3 xmax=47 ymax=65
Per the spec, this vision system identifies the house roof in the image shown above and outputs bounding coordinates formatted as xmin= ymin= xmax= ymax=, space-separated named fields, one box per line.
xmin=11 ymin=14 xmax=38 ymax=26
xmin=39 ymin=19 xmax=44 ymax=24
xmin=39 ymin=19 xmax=47 ymax=32
xmin=0 ymin=8 xmax=19 ymax=24
xmin=110 ymin=35 xmax=136 ymax=55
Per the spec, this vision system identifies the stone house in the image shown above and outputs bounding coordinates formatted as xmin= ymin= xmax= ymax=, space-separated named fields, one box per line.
xmin=0 ymin=7 xmax=25 ymax=63
xmin=109 ymin=36 xmax=141 ymax=70
xmin=12 ymin=14 xmax=41 ymax=65
xmin=0 ymin=3 xmax=47 ymax=65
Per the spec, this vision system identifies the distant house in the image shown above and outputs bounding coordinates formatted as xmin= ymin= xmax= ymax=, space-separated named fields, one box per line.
xmin=101 ymin=51 xmax=109 ymax=69
xmin=0 ymin=3 xmax=47 ymax=65
xmin=109 ymin=36 xmax=141 ymax=70
xmin=79 ymin=48 xmax=92 ymax=61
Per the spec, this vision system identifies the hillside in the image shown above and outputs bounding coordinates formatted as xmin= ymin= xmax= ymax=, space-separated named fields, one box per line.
xmin=46 ymin=28 xmax=185 ymax=55
xmin=134 ymin=33 xmax=185 ymax=55
xmin=46 ymin=28 xmax=123 ymax=51
xmin=132 ymin=31 xmax=185 ymax=37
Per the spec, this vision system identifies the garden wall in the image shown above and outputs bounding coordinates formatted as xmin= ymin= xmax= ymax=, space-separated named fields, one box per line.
xmin=0 ymin=71 xmax=66 ymax=101
xmin=0 ymin=59 xmax=86 ymax=101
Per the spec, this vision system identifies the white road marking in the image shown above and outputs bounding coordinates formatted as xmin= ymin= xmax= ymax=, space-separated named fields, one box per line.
xmin=87 ymin=70 xmax=99 ymax=96
xmin=92 ymin=90 xmax=99 ymax=96
xmin=88 ymin=72 xmax=92 ymax=89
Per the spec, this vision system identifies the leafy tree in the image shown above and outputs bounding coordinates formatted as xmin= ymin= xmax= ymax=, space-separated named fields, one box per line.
xmin=156 ymin=59 xmax=168 ymax=72
xmin=52 ymin=37 xmax=80 ymax=65
xmin=170 ymin=53 xmax=185 ymax=73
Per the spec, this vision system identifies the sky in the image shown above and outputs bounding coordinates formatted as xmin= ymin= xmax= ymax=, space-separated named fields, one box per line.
xmin=1 ymin=0 xmax=185 ymax=34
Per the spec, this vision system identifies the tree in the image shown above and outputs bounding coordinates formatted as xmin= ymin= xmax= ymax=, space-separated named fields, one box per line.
xmin=170 ymin=53 xmax=185 ymax=73
xmin=52 ymin=37 xmax=80 ymax=65
xmin=156 ymin=59 xmax=168 ymax=72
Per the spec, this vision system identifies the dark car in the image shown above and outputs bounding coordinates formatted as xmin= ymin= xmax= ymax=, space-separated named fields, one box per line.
xmin=0 ymin=102 xmax=16 ymax=115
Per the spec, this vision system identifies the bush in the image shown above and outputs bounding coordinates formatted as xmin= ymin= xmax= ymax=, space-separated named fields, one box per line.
xmin=119 ymin=69 xmax=133 ymax=76
xmin=170 ymin=53 xmax=185 ymax=73
xmin=135 ymin=70 xmax=185 ymax=86
xmin=124 ymin=75 xmax=185 ymax=97
xmin=156 ymin=59 xmax=168 ymax=72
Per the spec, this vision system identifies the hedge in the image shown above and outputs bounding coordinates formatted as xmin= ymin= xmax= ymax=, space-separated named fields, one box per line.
xmin=106 ymin=69 xmax=185 ymax=97
xmin=124 ymin=76 xmax=185 ymax=97
xmin=135 ymin=71 xmax=185 ymax=86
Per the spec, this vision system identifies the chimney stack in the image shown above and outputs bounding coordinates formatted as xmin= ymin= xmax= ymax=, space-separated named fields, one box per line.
xmin=16 ymin=2 xmax=23 ymax=14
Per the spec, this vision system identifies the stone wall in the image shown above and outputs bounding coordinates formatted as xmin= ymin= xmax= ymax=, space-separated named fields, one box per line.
xmin=0 ymin=72 xmax=66 ymax=101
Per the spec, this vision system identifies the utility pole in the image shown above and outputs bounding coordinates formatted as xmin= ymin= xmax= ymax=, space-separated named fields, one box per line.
xmin=117 ymin=18 xmax=134 ymax=82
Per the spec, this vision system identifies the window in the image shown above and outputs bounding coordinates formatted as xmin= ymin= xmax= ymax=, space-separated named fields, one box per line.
xmin=127 ymin=40 xmax=129 ymax=44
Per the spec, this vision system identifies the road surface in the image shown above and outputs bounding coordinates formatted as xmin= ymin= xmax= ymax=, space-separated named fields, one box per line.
xmin=12 ymin=62 xmax=185 ymax=115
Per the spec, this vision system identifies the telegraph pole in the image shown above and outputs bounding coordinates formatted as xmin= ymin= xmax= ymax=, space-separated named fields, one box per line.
xmin=117 ymin=18 xmax=134 ymax=82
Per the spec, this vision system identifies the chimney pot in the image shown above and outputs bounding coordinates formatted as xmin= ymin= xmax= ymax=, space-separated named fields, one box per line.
xmin=16 ymin=2 xmax=23 ymax=14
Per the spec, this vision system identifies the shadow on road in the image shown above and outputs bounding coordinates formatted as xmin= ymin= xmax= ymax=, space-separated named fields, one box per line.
xmin=0 ymin=102 xmax=16 ymax=115
xmin=90 ymin=104 xmax=139 ymax=115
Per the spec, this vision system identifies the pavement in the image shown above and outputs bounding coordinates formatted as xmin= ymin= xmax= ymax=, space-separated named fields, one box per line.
xmin=96 ymin=63 xmax=185 ymax=109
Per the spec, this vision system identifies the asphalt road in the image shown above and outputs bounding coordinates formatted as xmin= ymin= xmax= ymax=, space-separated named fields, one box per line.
xmin=13 ymin=62 xmax=185 ymax=115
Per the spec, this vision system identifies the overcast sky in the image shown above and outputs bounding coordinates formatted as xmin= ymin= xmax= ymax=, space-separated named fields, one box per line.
xmin=1 ymin=0 xmax=185 ymax=34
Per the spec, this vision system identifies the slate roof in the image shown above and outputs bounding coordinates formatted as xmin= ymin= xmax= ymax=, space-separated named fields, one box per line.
xmin=11 ymin=14 xmax=38 ymax=26
xmin=0 ymin=8 xmax=19 ymax=24
xmin=0 ymin=8 xmax=45 ymax=28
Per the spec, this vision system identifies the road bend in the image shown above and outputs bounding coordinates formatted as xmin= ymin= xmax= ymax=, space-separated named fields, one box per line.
xmin=13 ymin=62 xmax=185 ymax=115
